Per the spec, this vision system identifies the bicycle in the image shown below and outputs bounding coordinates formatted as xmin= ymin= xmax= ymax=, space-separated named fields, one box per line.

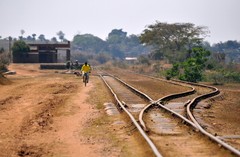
xmin=82 ymin=72 xmax=89 ymax=86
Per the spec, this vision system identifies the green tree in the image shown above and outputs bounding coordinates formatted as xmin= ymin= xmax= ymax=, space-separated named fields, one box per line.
xmin=51 ymin=37 xmax=58 ymax=42
xmin=95 ymin=52 xmax=111 ymax=64
xmin=72 ymin=34 xmax=106 ymax=53
xmin=0 ymin=52 xmax=10 ymax=72
xmin=140 ymin=22 xmax=209 ymax=62
xmin=72 ymin=30 xmax=149 ymax=60
xmin=20 ymin=29 xmax=25 ymax=40
xmin=107 ymin=29 xmax=127 ymax=44
xmin=166 ymin=46 xmax=210 ymax=82
xmin=106 ymin=29 xmax=127 ymax=59
xmin=32 ymin=34 xmax=36 ymax=41
xmin=56 ymin=31 xmax=65 ymax=42
xmin=12 ymin=40 xmax=30 ymax=56
xmin=20 ymin=29 xmax=25 ymax=36
xmin=38 ymin=34 xmax=46 ymax=41
xmin=210 ymin=40 xmax=240 ymax=64
xmin=125 ymin=34 xmax=150 ymax=56
xmin=166 ymin=63 xmax=180 ymax=80
xmin=26 ymin=35 xmax=33 ymax=41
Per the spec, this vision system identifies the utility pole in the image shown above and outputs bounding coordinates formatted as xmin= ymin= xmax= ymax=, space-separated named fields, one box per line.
xmin=9 ymin=36 xmax=12 ymax=63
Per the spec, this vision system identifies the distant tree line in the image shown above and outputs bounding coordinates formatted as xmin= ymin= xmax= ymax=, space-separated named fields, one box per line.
xmin=71 ymin=29 xmax=150 ymax=63
xmin=209 ymin=40 xmax=240 ymax=63
xmin=1 ymin=27 xmax=239 ymax=65
xmin=13 ymin=30 xmax=68 ymax=43
xmin=1 ymin=22 xmax=240 ymax=82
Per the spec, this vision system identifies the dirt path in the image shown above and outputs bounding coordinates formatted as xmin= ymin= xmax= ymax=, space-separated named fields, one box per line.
xmin=0 ymin=64 xmax=106 ymax=157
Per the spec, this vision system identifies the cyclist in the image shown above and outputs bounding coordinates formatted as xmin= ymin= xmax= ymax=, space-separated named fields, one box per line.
xmin=81 ymin=62 xmax=91 ymax=83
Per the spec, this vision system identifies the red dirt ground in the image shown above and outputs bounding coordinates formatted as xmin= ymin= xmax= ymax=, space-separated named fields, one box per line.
xmin=0 ymin=64 xmax=113 ymax=157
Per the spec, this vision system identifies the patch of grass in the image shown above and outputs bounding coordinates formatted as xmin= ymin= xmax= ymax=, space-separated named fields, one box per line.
xmin=87 ymin=76 xmax=114 ymax=109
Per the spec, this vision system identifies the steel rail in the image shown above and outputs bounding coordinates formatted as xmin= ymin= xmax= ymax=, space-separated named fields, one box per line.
xmin=137 ymin=77 xmax=197 ymax=131
xmin=139 ymin=74 xmax=240 ymax=156
xmin=186 ymin=87 xmax=240 ymax=156
xmin=113 ymin=75 xmax=154 ymax=102
xmin=107 ymin=72 xmax=199 ymax=132
xmin=99 ymin=74 xmax=163 ymax=157
xmin=139 ymin=100 xmax=198 ymax=132
xmin=100 ymin=71 xmax=240 ymax=156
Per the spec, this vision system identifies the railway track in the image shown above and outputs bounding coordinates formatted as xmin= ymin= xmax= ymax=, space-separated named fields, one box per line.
xmin=98 ymin=70 xmax=240 ymax=156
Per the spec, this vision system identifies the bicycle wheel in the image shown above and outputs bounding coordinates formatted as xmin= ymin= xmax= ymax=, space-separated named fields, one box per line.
xmin=83 ymin=74 xmax=87 ymax=86
xmin=84 ymin=76 xmax=87 ymax=86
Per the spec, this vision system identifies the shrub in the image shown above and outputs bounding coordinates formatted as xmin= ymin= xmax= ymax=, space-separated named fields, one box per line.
xmin=223 ymin=71 xmax=240 ymax=82
xmin=12 ymin=40 xmax=30 ymax=56
xmin=165 ymin=63 xmax=179 ymax=80
xmin=206 ymin=70 xmax=240 ymax=84
xmin=0 ymin=52 xmax=10 ymax=72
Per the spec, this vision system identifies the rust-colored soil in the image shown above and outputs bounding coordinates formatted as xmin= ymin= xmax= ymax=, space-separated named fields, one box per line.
xmin=0 ymin=64 xmax=108 ymax=156
xmin=0 ymin=64 xmax=128 ymax=157
xmin=0 ymin=73 xmax=11 ymax=85
xmin=197 ymin=84 xmax=240 ymax=150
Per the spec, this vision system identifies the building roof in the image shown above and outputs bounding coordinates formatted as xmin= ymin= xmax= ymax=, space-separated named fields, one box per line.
xmin=125 ymin=57 xmax=137 ymax=61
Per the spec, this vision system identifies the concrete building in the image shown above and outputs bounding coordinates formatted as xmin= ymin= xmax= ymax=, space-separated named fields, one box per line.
xmin=13 ymin=41 xmax=70 ymax=63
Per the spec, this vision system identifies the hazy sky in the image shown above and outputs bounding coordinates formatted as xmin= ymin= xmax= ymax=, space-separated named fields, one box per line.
xmin=0 ymin=0 xmax=239 ymax=44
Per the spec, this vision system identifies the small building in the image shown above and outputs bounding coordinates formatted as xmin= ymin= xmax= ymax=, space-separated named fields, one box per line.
xmin=125 ymin=57 xmax=138 ymax=64
xmin=13 ymin=41 xmax=70 ymax=63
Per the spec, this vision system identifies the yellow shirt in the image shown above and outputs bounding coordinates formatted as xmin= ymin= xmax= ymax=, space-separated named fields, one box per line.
xmin=81 ymin=64 xmax=91 ymax=73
